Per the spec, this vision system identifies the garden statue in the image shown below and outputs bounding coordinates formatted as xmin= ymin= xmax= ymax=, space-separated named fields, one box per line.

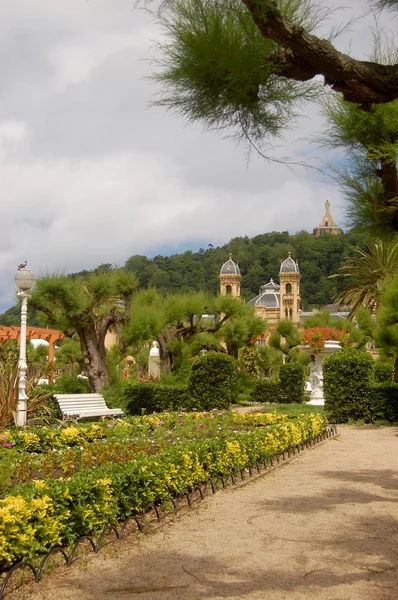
xmin=301 ymin=328 xmax=346 ymax=405
xmin=148 ymin=340 xmax=160 ymax=379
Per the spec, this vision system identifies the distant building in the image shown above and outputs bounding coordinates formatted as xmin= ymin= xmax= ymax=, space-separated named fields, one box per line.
xmin=219 ymin=254 xmax=241 ymax=299
xmin=219 ymin=252 xmax=301 ymax=338
xmin=313 ymin=200 xmax=341 ymax=237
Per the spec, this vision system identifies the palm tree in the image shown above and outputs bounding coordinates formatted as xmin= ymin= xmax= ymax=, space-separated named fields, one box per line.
xmin=330 ymin=239 xmax=398 ymax=315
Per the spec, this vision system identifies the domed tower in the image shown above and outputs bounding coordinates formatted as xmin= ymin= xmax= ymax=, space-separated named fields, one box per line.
xmin=279 ymin=252 xmax=301 ymax=322
xmin=247 ymin=279 xmax=280 ymax=331
xmin=219 ymin=254 xmax=241 ymax=298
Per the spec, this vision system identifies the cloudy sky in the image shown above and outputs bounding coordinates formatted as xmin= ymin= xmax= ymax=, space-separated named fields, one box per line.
xmin=0 ymin=0 xmax=392 ymax=311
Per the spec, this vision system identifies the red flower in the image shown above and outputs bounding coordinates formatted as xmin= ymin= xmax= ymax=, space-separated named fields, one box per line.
xmin=302 ymin=327 xmax=349 ymax=354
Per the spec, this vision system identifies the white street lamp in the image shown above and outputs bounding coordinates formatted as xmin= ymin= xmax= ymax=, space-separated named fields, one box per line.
xmin=14 ymin=265 xmax=35 ymax=427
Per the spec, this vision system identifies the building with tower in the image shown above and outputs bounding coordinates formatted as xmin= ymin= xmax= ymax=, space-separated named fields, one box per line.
xmin=219 ymin=254 xmax=241 ymax=298
xmin=219 ymin=252 xmax=301 ymax=337
xmin=278 ymin=253 xmax=301 ymax=323
xmin=313 ymin=200 xmax=341 ymax=237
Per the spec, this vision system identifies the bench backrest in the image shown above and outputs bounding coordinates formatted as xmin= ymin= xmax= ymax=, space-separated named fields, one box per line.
xmin=55 ymin=393 xmax=117 ymax=413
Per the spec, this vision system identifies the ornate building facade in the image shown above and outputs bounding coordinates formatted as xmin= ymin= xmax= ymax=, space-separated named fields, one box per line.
xmin=219 ymin=253 xmax=301 ymax=336
xmin=219 ymin=254 xmax=241 ymax=298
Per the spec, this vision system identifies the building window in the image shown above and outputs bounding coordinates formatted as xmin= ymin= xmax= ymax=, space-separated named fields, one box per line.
xmin=286 ymin=283 xmax=292 ymax=294
xmin=226 ymin=285 xmax=232 ymax=295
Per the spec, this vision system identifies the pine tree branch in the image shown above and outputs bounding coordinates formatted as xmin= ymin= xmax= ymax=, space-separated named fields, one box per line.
xmin=242 ymin=0 xmax=398 ymax=107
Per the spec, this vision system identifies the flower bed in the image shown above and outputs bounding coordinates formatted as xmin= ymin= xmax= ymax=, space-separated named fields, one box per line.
xmin=1 ymin=411 xmax=291 ymax=493
xmin=0 ymin=410 xmax=327 ymax=571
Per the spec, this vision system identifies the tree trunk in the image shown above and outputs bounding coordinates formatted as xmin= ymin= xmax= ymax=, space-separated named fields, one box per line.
xmin=379 ymin=159 xmax=398 ymax=230
xmin=78 ymin=325 xmax=109 ymax=392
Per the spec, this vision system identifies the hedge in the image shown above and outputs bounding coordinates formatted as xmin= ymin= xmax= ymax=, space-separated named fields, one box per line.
xmin=323 ymin=348 xmax=398 ymax=423
xmin=369 ymin=382 xmax=398 ymax=422
xmin=250 ymin=381 xmax=281 ymax=403
xmin=0 ymin=413 xmax=327 ymax=570
xmin=279 ymin=363 xmax=305 ymax=403
xmin=187 ymin=352 xmax=237 ymax=410
xmin=323 ymin=348 xmax=373 ymax=422
xmin=373 ymin=361 xmax=393 ymax=383
xmin=124 ymin=383 xmax=189 ymax=415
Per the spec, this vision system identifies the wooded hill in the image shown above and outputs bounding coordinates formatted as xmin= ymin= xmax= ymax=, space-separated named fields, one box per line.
xmin=0 ymin=229 xmax=365 ymax=326
xmin=124 ymin=230 xmax=365 ymax=308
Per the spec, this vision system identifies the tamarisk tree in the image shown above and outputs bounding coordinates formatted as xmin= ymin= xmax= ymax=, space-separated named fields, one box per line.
xmin=149 ymin=0 xmax=398 ymax=231
xmin=125 ymin=289 xmax=266 ymax=370
xmin=30 ymin=269 xmax=138 ymax=391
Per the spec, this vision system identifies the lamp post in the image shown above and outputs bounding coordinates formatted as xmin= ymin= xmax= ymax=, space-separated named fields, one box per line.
xmin=14 ymin=266 xmax=35 ymax=426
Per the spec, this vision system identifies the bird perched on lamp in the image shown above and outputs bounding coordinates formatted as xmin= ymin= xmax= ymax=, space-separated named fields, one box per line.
xmin=17 ymin=261 xmax=27 ymax=270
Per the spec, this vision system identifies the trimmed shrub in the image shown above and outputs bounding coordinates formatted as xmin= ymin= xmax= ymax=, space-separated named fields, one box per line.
xmin=124 ymin=383 xmax=189 ymax=415
xmin=373 ymin=361 xmax=393 ymax=383
xmin=46 ymin=375 xmax=91 ymax=395
xmin=323 ymin=348 xmax=373 ymax=422
xmin=250 ymin=380 xmax=281 ymax=403
xmin=279 ymin=363 xmax=305 ymax=403
xmin=187 ymin=352 xmax=237 ymax=410
xmin=370 ymin=382 xmax=398 ymax=422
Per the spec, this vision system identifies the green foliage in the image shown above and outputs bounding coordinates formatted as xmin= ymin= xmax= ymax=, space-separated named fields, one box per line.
xmin=323 ymin=347 xmax=398 ymax=422
xmin=218 ymin=304 xmax=266 ymax=358
xmin=349 ymin=307 xmax=375 ymax=349
xmin=373 ymin=361 xmax=393 ymax=383
xmin=323 ymin=348 xmax=374 ymax=422
xmin=30 ymin=269 xmax=138 ymax=391
xmin=125 ymin=288 xmax=265 ymax=374
xmin=47 ymin=376 xmax=91 ymax=395
xmin=0 ymin=340 xmax=19 ymax=368
xmin=269 ymin=319 xmax=302 ymax=360
xmin=124 ymin=383 xmax=189 ymax=414
xmin=187 ymin=352 xmax=237 ymax=410
xmin=370 ymin=382 xmax=398 ymax=422
xmin=250 ymin=380 xmax=281 ymax=403
xmin=331 ymin=239 xmax=398 ymax=313
xmin=150 ymin=0 xmax=316 ymax=148
xmin=279 ymin=362 xmax=306 ymax=403
xmin=0 ymin=304 xmax=40 ymax=327
xmin=1 ymin=411 xmax=327 ymax=568
xmin=255 ymin=345 xmax=283 ymax=381
xmin=54 ymin=336 xmax=83 ymax=376
xmin=375 ymin=275 xmax=398 ymax=374
xmin=320 ymin=95 xmax=398 ymax=235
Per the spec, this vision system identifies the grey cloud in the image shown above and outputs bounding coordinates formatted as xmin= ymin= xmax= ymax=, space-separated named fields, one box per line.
xmin=0 ymin=0 xmax=386 ymax=310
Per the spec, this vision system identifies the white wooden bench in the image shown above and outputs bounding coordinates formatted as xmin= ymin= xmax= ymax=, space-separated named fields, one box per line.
xmin=54 ymin=393 xmax=124 ymax=421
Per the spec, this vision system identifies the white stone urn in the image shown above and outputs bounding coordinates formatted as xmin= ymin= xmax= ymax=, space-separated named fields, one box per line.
xmin=301 ymin=340 xmax=342 ymax=405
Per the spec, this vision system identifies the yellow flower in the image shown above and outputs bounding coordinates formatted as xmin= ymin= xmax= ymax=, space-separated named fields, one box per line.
xmin=33 ymin=480 xmax=48 ymax=489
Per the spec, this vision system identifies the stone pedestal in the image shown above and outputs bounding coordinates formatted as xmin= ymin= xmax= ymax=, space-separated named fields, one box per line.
xmin=301 ymin=340 xmax=342 ymax=405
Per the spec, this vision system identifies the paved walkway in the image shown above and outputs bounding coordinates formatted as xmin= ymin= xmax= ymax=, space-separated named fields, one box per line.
xmin=16 ymin=426 xmax=398 ymax=600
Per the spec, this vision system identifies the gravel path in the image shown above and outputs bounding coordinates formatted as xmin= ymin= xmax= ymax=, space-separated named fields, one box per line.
xmin=14 ymin=426 xmax=398 ymax=600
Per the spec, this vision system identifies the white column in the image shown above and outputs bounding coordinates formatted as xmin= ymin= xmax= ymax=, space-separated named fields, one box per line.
xmin=16 ymin=291 xmax=29 ymax=426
